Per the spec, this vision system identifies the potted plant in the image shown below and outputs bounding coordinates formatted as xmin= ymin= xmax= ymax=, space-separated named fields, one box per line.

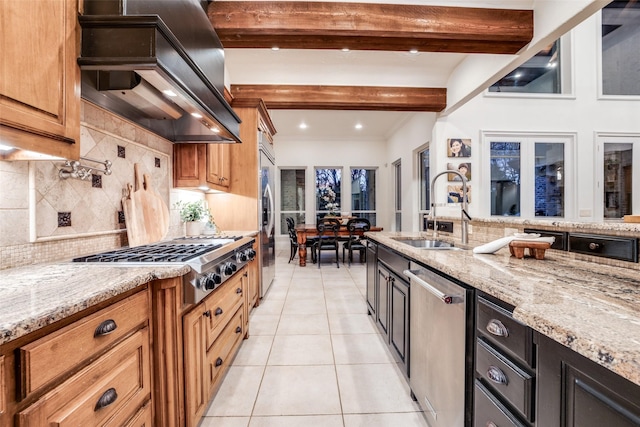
xmin=175 ymin=200 xmax=208 ymax=236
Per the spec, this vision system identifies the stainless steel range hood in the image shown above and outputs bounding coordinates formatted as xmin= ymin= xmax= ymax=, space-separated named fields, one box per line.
xmin=78 ymin=0 xmax=242 ymax=143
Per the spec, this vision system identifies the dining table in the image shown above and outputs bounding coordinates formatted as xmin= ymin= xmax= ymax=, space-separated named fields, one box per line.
xmin=294 ymin=222 xmax=383 ymax=266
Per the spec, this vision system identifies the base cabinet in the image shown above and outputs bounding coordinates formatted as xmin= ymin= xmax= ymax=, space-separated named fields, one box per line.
xmin=536 ymin=332 xmax=640 ymax=427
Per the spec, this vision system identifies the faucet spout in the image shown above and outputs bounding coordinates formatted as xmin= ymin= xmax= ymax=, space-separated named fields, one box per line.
xmin=429 ymin=170 xmax=471 ymax=245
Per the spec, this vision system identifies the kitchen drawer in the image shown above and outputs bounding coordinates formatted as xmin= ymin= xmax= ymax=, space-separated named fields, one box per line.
xmin=123 ymin=400 xmax=153 ymax=427
xmin=568 ymin=233 xmax=638 ymax=263
xmin=204 ymin=273 xmax=244 ymax=350
xmin=19 ymin=291 xmax=149 ymax=399
xmin=476 ymin=338 xmax=534 ymax=421
xmin=206 ymin=306 xmax=244 ymax=392
xmin=17 ymin=328 xmax=151 ymax=426
xmin=477 ymin=296 xmax=533 ymax=366
xmin=475 ymin=379 xmax=527 ymax=427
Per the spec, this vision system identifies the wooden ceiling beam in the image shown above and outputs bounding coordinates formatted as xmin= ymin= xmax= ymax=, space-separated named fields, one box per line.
xmin=208 ymin=2 xmax=533 ymax=54
xmin=230 ymin=85 xmax=447 ymax=112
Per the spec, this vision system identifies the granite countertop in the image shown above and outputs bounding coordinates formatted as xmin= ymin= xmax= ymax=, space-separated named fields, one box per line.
xmin=0 ymin=262 xmax=189 ymax=346
xmin=367 ymin=231 xmax=640 ymax=387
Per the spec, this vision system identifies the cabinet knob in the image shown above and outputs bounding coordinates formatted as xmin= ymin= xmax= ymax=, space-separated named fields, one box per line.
xmin=94 ymin=387 xmax=118 ymax=411
xmin=215 ymin=357 xmax=223 ymax=367
xmin=236 ymin=287 xmax=243 ymax=294
xmin=236 ymin=326 xmax=242 ymax=334
xmin=487 ymin=365 xmax=509 ymax=385
xmin=203 ymin=310 xmax=212 ymax=318
xmin=94 ymin=319 xmax=117 ymax=337
xmin=588 ymin=242 xmax=601 ymax=251
xmin=486 ymin=319 xmax=509 ymax=337
xmin=215 ymin=307 xmax=223 ymax=316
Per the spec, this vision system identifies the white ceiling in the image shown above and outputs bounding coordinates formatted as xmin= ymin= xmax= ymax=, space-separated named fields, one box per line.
xmin=221 ymin=0 xmax=605 ymax=141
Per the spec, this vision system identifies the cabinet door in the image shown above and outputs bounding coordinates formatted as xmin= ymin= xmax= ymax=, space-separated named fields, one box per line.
xmin=206 ymin=144 xmax=231 ymax=190
xmin=0 ymin=0 xmax=80 ymax=159
xmin=537 ymin=333 xmax=640 ymax=427
xmin=366 ymin=246 xmax=377 ymax=316
xmin=389 ymin=273 xmax=409 ymax=372
xmin=376 ymin=266 xmax=390 ymax=336
xmin=174 ymin=144 xmax=206 ymax=188
xmin=183 ymin=305 xmax=207 ymax=427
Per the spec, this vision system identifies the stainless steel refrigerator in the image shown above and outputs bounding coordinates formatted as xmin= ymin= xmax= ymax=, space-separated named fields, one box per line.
xmin=259 ymin=136 xmax=276 ymax=297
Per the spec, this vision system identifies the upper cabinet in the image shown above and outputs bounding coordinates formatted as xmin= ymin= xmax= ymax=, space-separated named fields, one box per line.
xmin=174 ymin=144 xmax=231 ymax=192
xmin=0 ymin=0 xmax=80 ymax=160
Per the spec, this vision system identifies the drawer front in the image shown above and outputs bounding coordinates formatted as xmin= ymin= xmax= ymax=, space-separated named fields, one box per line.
xmin=18 ymin=328 xmax=151 ymax=427
xmin=476 ymin=339 xmax=534 ymax=421
xmin=204 ymin=275 xmax=244 ymax=350
xmin=568 ymin=233 xmax=638 ymax=262
xmin=19 ymin=291 xmax=149 ymax=398
xmin=123 ymin=400 xmax=153 ymax=427
xmin=474 ymin=380 xmax=526 ymax=427
xmin=207 ymin=307 xmax=245 ymax=393
xmin=477 ymin=297 xmax=531 ymax=365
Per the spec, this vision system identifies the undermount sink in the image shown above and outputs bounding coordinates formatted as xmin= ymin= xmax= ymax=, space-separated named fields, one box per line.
xmin=391 ymin=238 xmax=463 ymax=250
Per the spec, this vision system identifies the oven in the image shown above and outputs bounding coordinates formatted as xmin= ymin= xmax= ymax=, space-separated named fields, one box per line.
xmin=72 ymin=235 xmax=256 ymax=304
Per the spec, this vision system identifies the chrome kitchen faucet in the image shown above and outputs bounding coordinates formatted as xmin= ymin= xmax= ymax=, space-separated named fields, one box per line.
xmin=429 ymin=170 xmax=472 ymax=245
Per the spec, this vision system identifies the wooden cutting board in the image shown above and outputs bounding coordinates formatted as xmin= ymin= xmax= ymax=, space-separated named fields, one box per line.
xmin=122 ymin=163 xmax=170 ymax=246
xmin=623 ymin=215 xmax=640 ymax=223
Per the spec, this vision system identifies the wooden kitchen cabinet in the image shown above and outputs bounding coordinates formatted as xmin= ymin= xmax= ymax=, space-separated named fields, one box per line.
xmin=536 ymin=332 xmax=640 ymax=427
xmin=183 ymin=268 xmax=246 ymax=427
xmin=0 ymin=0 xmax=80 ymax=160
xmin=0 ymin=287 xmax=152 ymax=427
xmin=173 ymin=143 xmax=230 ymax=192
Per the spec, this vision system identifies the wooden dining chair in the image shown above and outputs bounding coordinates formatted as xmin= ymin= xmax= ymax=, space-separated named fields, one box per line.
xmin=286 ymin=217 xmax=316 ymax=264
xmin=342 ymin=218 xmax=371 ymax=267
xmin=314 ymin=217 xmax=341 ymax=268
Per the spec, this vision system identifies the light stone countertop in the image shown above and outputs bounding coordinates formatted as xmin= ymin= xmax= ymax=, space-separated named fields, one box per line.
xmin=366 ymin=231 xmax=640 ymax=387
xmin=0 ymin=262 xmax=189 ymax=345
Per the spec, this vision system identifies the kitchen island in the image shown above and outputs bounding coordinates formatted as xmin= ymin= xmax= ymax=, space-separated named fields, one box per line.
xmin=366 ymin=231 xmax=640 ymax=387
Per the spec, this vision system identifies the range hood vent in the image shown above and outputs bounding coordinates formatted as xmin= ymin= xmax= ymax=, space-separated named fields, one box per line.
xmin=78 ymin=1 xmax=242 ymax=143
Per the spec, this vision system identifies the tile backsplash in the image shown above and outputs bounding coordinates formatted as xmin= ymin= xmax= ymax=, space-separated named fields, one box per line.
xmin=0 ymin=102 xmax=186 ymax=270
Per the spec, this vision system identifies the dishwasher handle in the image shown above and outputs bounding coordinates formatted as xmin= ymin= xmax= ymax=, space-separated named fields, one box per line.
xmin=404 ymin=269 xmax=457 ymax=304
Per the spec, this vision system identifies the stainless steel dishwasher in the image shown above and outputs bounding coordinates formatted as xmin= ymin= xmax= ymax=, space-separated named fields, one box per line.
xmin=404 ymin=262 xmax=474 ymax=427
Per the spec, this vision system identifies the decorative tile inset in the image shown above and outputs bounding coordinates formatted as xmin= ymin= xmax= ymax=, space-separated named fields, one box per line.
xmin=91 ymin=174 xmax=102 ymax=188
xmin=155 ymin=157 xmax=161 ymax=168
xmin=118 ymin=210 xmax=125 ymax=224
xmin=117 ymin=145 xmax=126 ymax=158
xmin=58 ymin=212 xmax=72 ymax=227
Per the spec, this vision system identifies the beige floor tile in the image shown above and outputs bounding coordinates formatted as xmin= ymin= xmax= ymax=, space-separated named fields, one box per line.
xmin=276 ymin=313 xmax=329 ymax=335
xmin=331 ymin=334 xmax=395 ymax=365
xmin=199 ymin=416 xmax=250 ymax=427
xmin=253 ymin=365 xmax=341 ymax=416
xmin=328 ymin=313 xmax=378 ymax=334
xmin=205 ymin=366 xmax=265 ymax=416
xmin=325 ymin=297 xmax=368 ymax=314
xmin=343 ymin=412 xmax=428 ymax=427
xmin=282 ymin=297 xmax=327 ymax=315
xmin=336 ymin=364 xmax=421 ymax=414
xmin=253 ymin=298 xmax=285 ymax=315
xmin=249 ymin=415 xmax=344 ymax=427
xmin=248 ymin=313 xmax=281 ymax=336
xmin=233 ymin=335 xmax=274 ymax=366
xmin=268 ymin=335 xmax=334 ymax=365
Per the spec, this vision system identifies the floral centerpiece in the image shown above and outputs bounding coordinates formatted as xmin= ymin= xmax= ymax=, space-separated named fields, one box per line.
xmin=319 ymin=184 xmax=340 ymax=216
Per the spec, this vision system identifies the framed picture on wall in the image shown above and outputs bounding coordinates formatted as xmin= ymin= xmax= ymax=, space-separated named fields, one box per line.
xmin=447 ymin=138 xmax=471 ymax=157
xmin=447 ymin=185 xmax=471 ymax=203
xmin=447 ymin=162 xmax=471 ymax=182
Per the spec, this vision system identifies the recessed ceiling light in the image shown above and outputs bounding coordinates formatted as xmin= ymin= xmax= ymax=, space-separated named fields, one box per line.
xmin=355 ymin=123 xmax=363 ymax=130
xmin=191 ymin=112 xmax=203 ymax=119
xmin=271 ymin=46 xmax=280 ymax=51
xmin=409 ymin=48 xmax=419 ymax=54
xmin=163 ymin=89 xmax=177 ymax=97
xmin=299 ymin=122 xmax=308 ymax=130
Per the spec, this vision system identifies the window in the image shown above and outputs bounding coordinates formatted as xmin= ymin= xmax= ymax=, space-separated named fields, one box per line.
xmin=601 ymin=1 xmax=640 ymax=96
xmin=315 ymin=168 xmax=342 ymax=220
xmin=597 ymin=134 xmax=639 ymax=220
xmin=393 ymin=160 xmax=402 ymax=231
xmin=485 ymin=133 xmax=573 ymax=219
xmin=418 ymin=146 xmax=430 ymax=229
xmin=488 ymin=35 xmax=571 ymax=95
xmin=280 ymin=168 xmax=305 ymax=234
xmin=351 ymin=168 xmax=377 ymax=225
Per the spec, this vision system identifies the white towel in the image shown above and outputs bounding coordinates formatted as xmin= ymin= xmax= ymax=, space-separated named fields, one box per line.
xmin=472 ymin=234 xmax=555 ymax=254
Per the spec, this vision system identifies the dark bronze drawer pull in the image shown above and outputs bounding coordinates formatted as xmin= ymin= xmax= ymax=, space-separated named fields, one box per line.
xmin=94 ymin=387 xmax=118 ymax=411
xmin=486 ymin=319 xmax=509 ymax=337
xmin=203 ymin=310 xmax=211 ymax=318
xmin=94 ymin=319 xmax=117 ymax=337
xmin=236 ymin=326 xmax=242 ymax=334
xmin=215 ymin=307 xmax=223 ymax=316
xmin=588 ymin=242 xmax=601 ymax=251
xmin=215 ymin=357 xmax=223 ymax=367
xmin=487 ymin=365 xmax=509 ymax=385
xmin=236 ymin=287 xmax=243 ymax=294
